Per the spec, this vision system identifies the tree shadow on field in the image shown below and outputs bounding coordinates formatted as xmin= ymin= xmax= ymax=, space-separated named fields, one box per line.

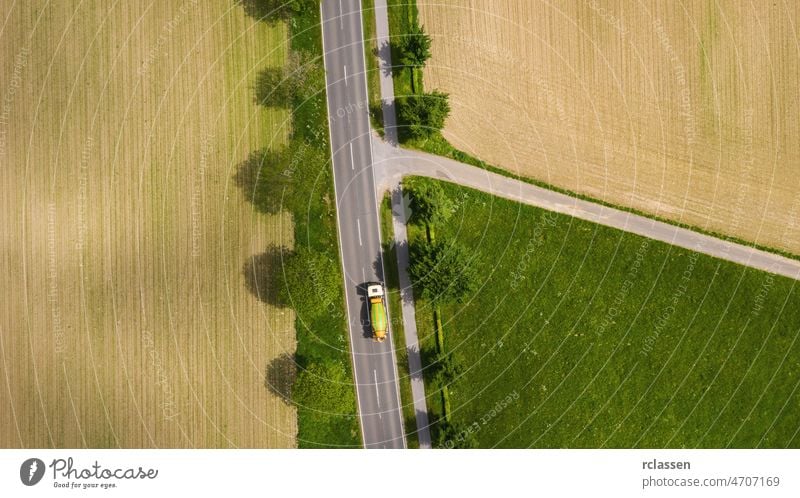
xmin=237 ymin=0 xmax=286 ymax=24
xmin=253 ymin=67 xmax=292 ymax=108
xmin=243 ymin=245 xmax=289 ymax=306
xmin=265 ymin=352 xmax=297 ymax=405
xmin=234 ymin=148 xmax=291 ymax=215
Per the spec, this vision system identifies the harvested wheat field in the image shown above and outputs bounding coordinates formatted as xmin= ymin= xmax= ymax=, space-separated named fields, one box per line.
xmin=0 ymin=1 xmax=296 ymax=447
xmin=418 ymin=0 xmax=800 ymax=254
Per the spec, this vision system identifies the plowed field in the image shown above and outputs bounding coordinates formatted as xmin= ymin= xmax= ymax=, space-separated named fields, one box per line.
xmin=0 ymin=1 xmax=295 ymax=447
xmin=418 ymin=0 xmax=800 ymax=254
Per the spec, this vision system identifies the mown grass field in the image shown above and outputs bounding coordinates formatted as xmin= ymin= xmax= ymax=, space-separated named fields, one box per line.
xmin=0 ymin=1 xmax=296 ymax=448
xmin=417 ymin=0 xmax=800 ymax=255
xmin=407 ymin=178 xmax=800 ymax=448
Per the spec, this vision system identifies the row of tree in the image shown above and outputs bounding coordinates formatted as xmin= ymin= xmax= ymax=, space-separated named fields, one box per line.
xmin=254 ymin=51 xmax=324 ymax=108
xmin=239 ymin=0 xmax=318 ymax=23
xmin=406 ymin=179 xmax=476 ymax=304
xmin=404 ymin=179 xmax=478 ymax=447
xmin=393 ymin=25 xmax=451 ymax=140
xmin=238 ymin=0 xmax=357 ymax=444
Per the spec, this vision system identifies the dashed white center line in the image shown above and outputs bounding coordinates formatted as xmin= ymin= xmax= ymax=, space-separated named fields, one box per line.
xmin=343 ymin=65 xmax=348 ymax=86
xmin=339 ymin=0 xmax=344 ymax=29
xmin=361 ymin=267 xmax=366 ymax=283
xmin=350 ymin=142 xmax=355 ymax=170
xmin=357 ymin=218 xmax=363 ymax=246
xmin=374 ymin=369 xmax=380 ymax=408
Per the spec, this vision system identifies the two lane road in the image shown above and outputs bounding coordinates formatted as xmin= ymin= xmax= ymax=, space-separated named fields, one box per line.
xmin=320 ymin=0 xmax=405 ymax=448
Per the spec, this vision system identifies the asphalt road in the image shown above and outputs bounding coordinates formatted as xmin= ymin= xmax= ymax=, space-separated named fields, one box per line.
xmin=320 ymin=0 xmax=406 ymax=449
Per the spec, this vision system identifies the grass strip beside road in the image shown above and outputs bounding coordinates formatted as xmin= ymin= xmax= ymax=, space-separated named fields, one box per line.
xmin=387 ymin=0 xmax=419 ymax=100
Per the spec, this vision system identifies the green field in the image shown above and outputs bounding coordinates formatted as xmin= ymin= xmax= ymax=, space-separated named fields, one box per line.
xmin=403 ymin=179 xmax=800 ymax=448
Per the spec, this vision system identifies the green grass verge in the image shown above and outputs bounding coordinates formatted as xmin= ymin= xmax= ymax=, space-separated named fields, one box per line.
xmin=406 ymin=177 xmax=800 ymax=448
xmin=360 ymin=0 xmax=384 ymax=133
xmin=387 ymin=0 xmax=419 ymax=100
xmin=378 ymin=196 xmax=421 ymax=448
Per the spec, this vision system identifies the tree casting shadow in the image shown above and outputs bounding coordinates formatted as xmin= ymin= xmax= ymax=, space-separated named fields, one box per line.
xmin=265 ymin=352 xmax=297 ymax=405
xmin=237 ymin=0 xmax=287 ymax=24
xmin=233 ymin=148 xmax=291 ymax=215
xmin=253 ymin=67 xmax=292 ymax=108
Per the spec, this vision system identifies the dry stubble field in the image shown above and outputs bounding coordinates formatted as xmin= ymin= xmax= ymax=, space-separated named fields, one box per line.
xmin=418 ymin=0 xmax=800 ymax=254
xmin=0 ymin=1 xmax=296 ymax=447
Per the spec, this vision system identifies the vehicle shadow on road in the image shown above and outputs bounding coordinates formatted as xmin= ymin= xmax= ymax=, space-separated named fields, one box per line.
xmin=355 ymin=283 xmax=374 ymax=340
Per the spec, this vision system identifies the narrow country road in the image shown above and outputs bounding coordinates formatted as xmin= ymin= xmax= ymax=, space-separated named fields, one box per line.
xmin=320 ymin=0 xmax=405 ymax=448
